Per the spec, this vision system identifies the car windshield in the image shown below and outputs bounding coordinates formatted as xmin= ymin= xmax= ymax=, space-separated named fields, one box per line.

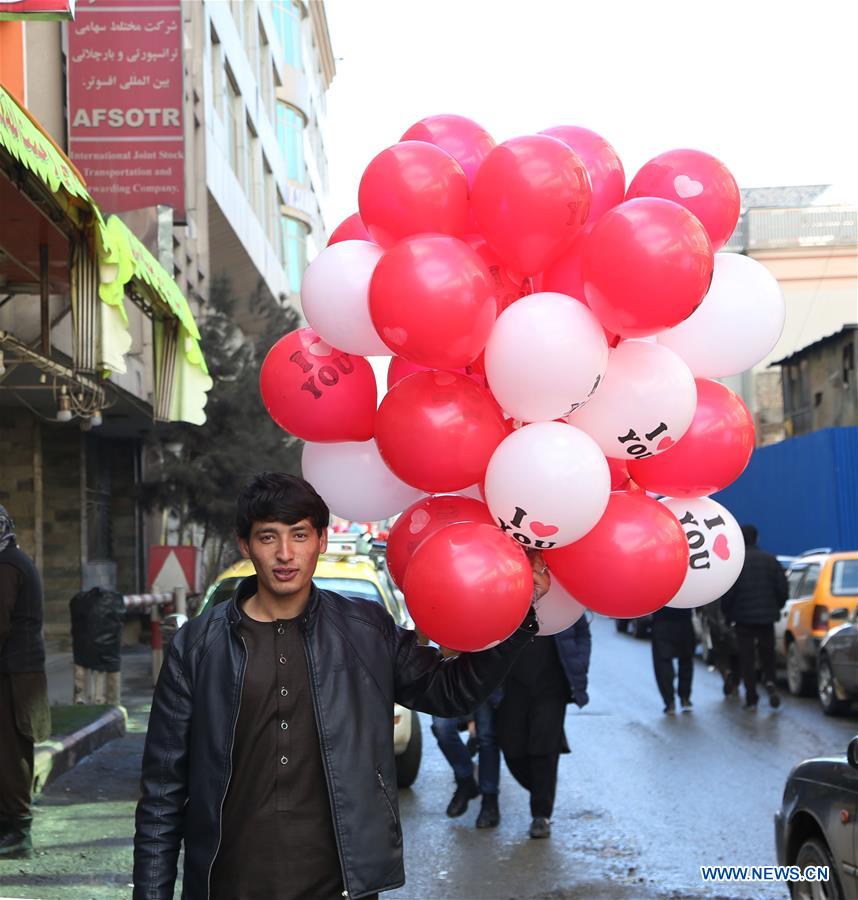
xmin=315 ymin=577 xmax=384 ymax=605
xmin=831 ymin=560 xmax=858 ymax=597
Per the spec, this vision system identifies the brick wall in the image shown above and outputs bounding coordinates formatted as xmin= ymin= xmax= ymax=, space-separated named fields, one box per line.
xmin=109 ymin=439 xmax=140 ymax=595
xmin=0 ymin=407 xmax=37 ymax=557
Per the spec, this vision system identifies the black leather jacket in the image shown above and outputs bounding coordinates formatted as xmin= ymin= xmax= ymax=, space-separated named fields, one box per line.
xmin=133 ymin=577 xmax=533 ymax=899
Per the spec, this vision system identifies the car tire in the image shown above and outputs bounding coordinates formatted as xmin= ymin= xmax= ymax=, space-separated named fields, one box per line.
xmin=395 ymin=710 xmax=422 ymax=789
xmin=791 ymin=836 xmax=842 ymax=899
xmin=817 ymin=655 xmax=850 ymax=716
xmin=787 ymin=642 xmax=815 ymax=697
xmin=615 ymin=620 xmax=629 ymax=634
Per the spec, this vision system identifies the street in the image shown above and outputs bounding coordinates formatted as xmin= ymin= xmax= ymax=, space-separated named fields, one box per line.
xmin=1 ymin=617 xmax=856 ymax=899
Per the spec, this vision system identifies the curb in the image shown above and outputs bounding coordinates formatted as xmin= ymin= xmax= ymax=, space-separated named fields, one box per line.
xmin=33 ymin=705 xmax=128 ymax=796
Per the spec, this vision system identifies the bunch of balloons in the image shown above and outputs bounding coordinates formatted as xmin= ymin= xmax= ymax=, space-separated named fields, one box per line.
xmin=259 ymin=115 xmax=786 ymax=651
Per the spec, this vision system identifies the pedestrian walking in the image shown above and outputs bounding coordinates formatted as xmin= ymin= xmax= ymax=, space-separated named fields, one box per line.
xmin=721 ymin=524 xmax=788 ymax=710
xmin=699 ymin=597 xmax=740 ymax=697
xmin=133 ymin=473 xmax=546 ymax=900
xmin=431 ymin=689 xmax=502 ymax=828
xmin=497 ymin=557 xmax=591 ymax=840
xmin=0 ymin=505 xmax=51 ymax=860
xmin=651 ymin=606 xmax=696 ymax=715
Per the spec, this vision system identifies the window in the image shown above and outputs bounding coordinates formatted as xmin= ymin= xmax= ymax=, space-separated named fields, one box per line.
xmin=797 ymin=564 xmax=821 ymax=600
xmin=787 ymin=565 xmax=807 ymax=599
xmin=259 ymin=24 xmax=272 ymax=115
xmin=262 ymin=156 xmax=274 ymax=244
xmin=272 ymin=0 xmax=302 ymax=69
xmin=276 ymin=102 xmax=305 ymax=183
xmin=281 ymin=215 xmax=308 ymax=293
xmin=247 ymin=118 xmax=262 ymax=217
xmin=244 ymin=3 xmax=258 ymax=75
xmin=832 ymin=561 xmax=858 ymax=597
xmin=210 ymin=26 xmax=224 ymax=117
xmin=314 ymin=578 xmax=383 ymax=606
xmin=224 ymin=69 xmax=241 ymax=176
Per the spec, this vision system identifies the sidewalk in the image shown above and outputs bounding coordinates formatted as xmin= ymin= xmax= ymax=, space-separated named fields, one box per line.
xmin=34 ymin=642 xmax=155 ymax=794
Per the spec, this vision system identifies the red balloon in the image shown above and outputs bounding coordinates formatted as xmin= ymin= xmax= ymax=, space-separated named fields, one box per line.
xmin=375 ymin=371 xmax=508 ymax=492
xmin=404 ymin=522 xmax=533 ymax=651
xmin=540 ymin=223 xmax=592 ymax=301
xmin=607 ymin=458 xmax=643 ymax=493
xmin=387 ymin=494 xmax=495 ymax=588
xmin=386 ymin=356 xmax=486 ymax=391
xmin=471 ymin=135 xmax=592 ymax=275
xmin=400 ymin=114 xmax=495 ymax=189
xmin=328 ymin=212 xmax=372 ymax=246
xmin=540 ymin=126 xmax=625 ymax=224
xmin=626 ymin=149 xmax=740 ymax=252
xmin=259 ymin=328 xmax=376 ymax=442
xmin=544 ymin=493 xmax=689 ymax=617
xmin=358 ymin=142 xmax=469 ymax=248
xmin=370 ymin=234 xmax=497 ymax=368
xmin=628 ymin=379 xmax=755 ymax=497
xmin=582 ymin=198 xmax=713 ymax=338
xmin=463 ymin=234 xmax=529 ymax=314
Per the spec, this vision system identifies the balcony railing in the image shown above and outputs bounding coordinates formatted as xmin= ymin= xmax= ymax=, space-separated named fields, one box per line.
xmin=724 ymin=205 xmax=857 ymax=253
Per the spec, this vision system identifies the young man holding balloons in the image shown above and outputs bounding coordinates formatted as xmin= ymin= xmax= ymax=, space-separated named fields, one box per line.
xmin=133 ymin=473 xmax=547 ymax=900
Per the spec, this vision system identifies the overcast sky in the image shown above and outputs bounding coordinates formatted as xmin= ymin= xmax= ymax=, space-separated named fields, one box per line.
xmin=323 ymin=0 xmax=857 ymax=227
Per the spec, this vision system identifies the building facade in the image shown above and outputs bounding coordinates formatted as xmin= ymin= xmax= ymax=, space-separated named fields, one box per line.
xmin=721 ymin=188 xmax=858 ymax=445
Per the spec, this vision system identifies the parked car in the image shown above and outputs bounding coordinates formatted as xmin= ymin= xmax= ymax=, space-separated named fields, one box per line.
xmin=775 ymin=735 xmax=858 ymax=899
xmin=197 ymin=534 xmax=422 ymax=788
xmin=776 ymin=552 xmax=858 ymax=697
xmin=817 ymin=607 xmax=858 ymax=716
xmin=614 ymin=615 xmax=652 ymax=638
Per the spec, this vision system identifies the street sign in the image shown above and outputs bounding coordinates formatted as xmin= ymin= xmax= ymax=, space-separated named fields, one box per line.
xmin=148 ymin=546 xmax=199 ymax=594
xmin=66 ymin=0 xmax=186 ymax=219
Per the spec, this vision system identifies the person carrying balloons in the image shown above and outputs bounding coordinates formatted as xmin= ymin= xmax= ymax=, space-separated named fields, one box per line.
xmin=133 ymin=473 xmax=550 ymax=900
xmin=496 ymin=553 xmax=592 ymax=840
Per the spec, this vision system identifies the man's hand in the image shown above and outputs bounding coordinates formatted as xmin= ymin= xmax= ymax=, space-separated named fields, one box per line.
xmin=527 ymin=550 xmax=551 ymax=601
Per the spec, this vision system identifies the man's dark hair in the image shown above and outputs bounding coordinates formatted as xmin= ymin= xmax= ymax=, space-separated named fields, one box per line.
xmin=236 ymin=472 xmax=329 ymax=540
xmin=741 ymin=524 xmax=758 ymax=546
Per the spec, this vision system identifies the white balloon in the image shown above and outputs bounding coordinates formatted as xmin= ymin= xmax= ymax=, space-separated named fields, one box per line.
xmin=301 ymin=240 xmax=390 ymax=356
xmin=534 ymin=579 xmax=585 ymax=636
xmin=485 ymin=292 xmax=609 ymax=422
xmin=302 ymin=440 xmax=422 ymax=522
xmin=661 ymin=497 xmax=746 ymax=609
xmin=484 ymin=422 xmax=610 ymax=550
xmin=567 ymin=340 xmax=697 ymax=460
xmin=657 ymin=253 xmax=786 ymax=377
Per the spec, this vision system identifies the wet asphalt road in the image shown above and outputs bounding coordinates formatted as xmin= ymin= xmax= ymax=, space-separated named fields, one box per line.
xmin=3 ymin=618 xmax=857 ymax=899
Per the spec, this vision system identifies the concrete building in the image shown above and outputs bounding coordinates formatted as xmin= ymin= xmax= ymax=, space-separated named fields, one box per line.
xmin=721 ymin=187 xmax=858 ymax=445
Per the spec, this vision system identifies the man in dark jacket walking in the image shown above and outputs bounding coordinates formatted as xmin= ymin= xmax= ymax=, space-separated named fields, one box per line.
xmin=133 ymin=473 xmax=544 ymax=900
xmin=0 ymin=505 xmax=51 ymax=859
xmin=721 ymin=524 xmax=789 ymax=710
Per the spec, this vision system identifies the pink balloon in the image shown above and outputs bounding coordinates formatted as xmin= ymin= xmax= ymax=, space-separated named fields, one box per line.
xmin=400 ymin=114 xmax=496 ymax=189
xmin=541 ymin=126 xmax=625 ymax=224
xmin=328 ymin=213 xmax=372 ymax=245
xmin=358 ymin=142 xmax=469 ymax=248
xmin=386 ymin=356 xmax=486 ymax=391
xmin=471 ymin=135 xmax=592 ymax=275
xmin=626 ymin=149 xmax=740 ymax=252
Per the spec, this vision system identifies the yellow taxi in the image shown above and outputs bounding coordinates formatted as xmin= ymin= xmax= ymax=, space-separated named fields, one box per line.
xmin=776 ymin=551 xmax=858 ymax=696
xmin=197 ymin=534 xmax=422 ymax=787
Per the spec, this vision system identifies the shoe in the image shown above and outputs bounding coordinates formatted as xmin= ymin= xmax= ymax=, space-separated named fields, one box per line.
xmin=680 ymin=697 xmax=693 ymax=711
xmin=663 ymin=702 xmax=676 ymax=716
xmin=529 ymin=816 xmax=551 ymax=839
xmin=766 ymin=682 xmax=782 ymax=709
xmin=723 ymin=673 xmax=737 ymax=696
xmin=744 ymin=699 xmax=758 ymax=711
xmin=475 ymin=793 xmax=500 ymax=829
xmin=0 ymin=817 xmax=33 ymax=859
xmin=446 ymin=777 xmax=479 ymax=818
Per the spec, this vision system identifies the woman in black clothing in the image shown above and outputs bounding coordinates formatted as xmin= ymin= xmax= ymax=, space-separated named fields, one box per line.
xmin=496 ymin=555 xmax=592 ymax=839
